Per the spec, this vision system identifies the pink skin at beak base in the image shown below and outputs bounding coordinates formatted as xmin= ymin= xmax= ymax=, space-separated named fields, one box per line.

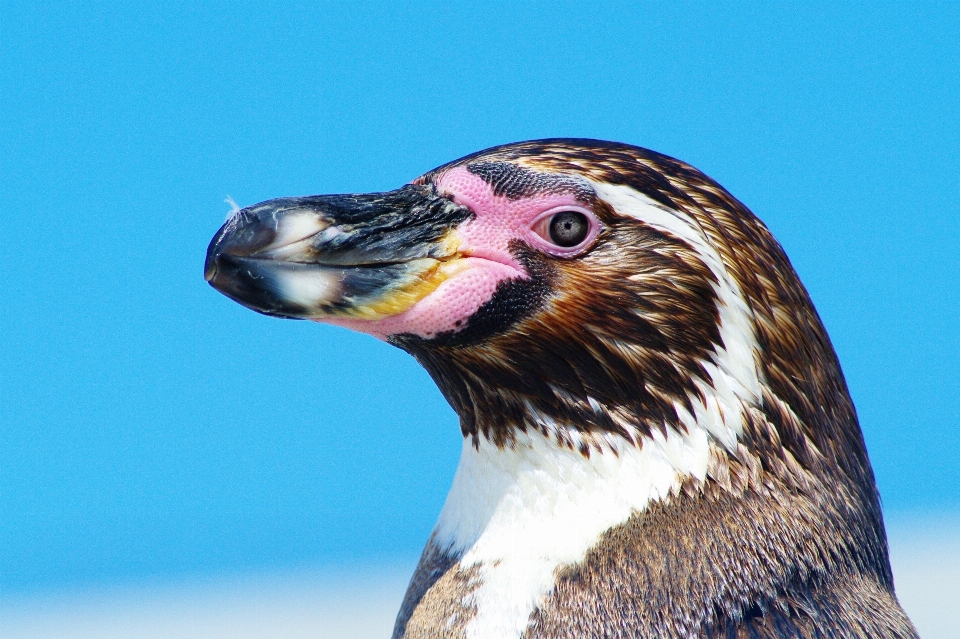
xmin=320 ymin=167 xmax=586 ymax=341
xmin=323 ymin=257 xmax=519 ymax=340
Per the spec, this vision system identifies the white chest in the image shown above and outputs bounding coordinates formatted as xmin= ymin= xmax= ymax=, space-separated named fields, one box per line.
xmin=431 ymin=427 xmax=711 ymax=639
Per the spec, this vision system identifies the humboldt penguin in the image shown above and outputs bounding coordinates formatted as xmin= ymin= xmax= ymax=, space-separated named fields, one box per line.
xmin=205 ymin=139 xmax=918 ymax=638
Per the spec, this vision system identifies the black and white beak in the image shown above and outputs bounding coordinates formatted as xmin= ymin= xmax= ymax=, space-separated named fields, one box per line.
xmin=204 ymin=184 xmax=471 ymax=320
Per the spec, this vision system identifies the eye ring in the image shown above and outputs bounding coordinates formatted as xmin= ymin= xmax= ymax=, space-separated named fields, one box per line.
xmin=529 ymin=206 xmax=599 ymax=256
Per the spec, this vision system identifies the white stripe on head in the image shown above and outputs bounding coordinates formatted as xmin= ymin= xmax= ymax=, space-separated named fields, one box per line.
xmin=589 ymin=180 xmax=762 ymax=448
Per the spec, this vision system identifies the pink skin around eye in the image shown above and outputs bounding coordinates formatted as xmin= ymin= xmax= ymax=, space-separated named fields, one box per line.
xmin=323 ymin=167 xmax=594 ymax=341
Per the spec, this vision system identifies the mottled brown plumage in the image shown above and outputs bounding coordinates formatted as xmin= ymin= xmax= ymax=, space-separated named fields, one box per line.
xmin=391 ymin=140 xmax=916 ymax=638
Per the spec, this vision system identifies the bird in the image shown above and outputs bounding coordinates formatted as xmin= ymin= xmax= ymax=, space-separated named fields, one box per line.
xmin=204 ymin=139 xmax=918 ymax=638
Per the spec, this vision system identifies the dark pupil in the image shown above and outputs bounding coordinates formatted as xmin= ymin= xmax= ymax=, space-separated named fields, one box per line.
xmin=548 ymin=211 xmax=589 ymax=247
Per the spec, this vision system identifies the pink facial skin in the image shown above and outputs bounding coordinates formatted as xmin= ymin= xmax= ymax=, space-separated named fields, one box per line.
xmin=324 ymin=166 xmax=599 ymax=341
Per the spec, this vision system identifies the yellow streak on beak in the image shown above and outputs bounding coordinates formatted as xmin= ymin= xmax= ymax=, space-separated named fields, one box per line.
xmin=345 ymin=234 xmax=466 ymax=320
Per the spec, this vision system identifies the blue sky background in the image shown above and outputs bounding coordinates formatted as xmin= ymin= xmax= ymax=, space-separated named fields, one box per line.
xmin=1 ymin=3 xmax=957 ymax=594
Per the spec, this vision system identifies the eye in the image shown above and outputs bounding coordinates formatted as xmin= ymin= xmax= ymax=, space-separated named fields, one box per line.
xmin=529 ymin=206 xmax=599 ymax=255
xmin=547 ymin=211 xmax=589 ymax=247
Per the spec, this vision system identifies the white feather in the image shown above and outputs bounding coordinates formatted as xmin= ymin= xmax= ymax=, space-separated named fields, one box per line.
xmin=224 ymin=196 xmax=242 ymax=220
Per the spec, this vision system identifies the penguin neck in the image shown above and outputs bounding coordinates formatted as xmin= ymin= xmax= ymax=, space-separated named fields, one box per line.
xmin=426 ymin=425 xmax=711 ymax=638
xmin=432 ymin=426 xmax=709 ymax=560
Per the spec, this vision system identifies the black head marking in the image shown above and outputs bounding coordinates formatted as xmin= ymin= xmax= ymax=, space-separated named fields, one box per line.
xmin=465 ymin=161 xmax=595 ymax=202
xmin=391 ymin=242 xmax=554 ymax=351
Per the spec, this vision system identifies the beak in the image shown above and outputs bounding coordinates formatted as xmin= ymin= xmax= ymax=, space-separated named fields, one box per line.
xmin=204 ymin=184 xmax=472 ymax=320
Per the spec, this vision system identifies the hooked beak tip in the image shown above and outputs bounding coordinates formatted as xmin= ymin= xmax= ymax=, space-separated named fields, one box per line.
xmin=204 ymin=258 xmax=218 ymax=283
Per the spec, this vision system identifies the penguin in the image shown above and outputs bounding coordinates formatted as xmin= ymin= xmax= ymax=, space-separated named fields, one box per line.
xmin=205 ymin=139 xmax=918 ymax=638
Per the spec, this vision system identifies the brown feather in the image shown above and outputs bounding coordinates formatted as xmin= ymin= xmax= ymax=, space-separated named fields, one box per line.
xmin=393 ymin=139 xmax=916 ymax=638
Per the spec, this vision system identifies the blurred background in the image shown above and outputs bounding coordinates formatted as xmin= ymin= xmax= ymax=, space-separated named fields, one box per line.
xmin=1 ymin=2 xmax=957 ymax=638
